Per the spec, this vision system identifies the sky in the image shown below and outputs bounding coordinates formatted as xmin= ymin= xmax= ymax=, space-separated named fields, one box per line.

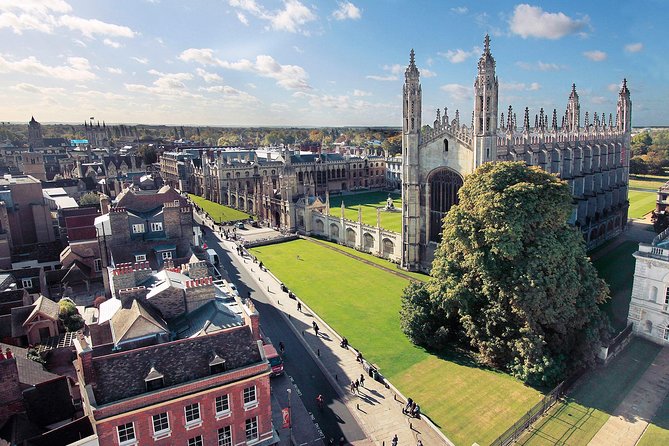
xmin=0 ymin=0 xmax=667 ymax=127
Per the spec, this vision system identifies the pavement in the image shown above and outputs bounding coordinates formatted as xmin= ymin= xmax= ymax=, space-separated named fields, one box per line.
xmin=208 ymin=229 xmax=451 ymax=446
xmin=588 ymin=346 xmax=669 ymax=446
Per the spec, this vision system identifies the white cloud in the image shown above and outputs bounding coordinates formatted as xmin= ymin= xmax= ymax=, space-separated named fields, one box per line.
xmin=10 ymin=82 xmax=65 ymax=95
xmin=439 ymin=47 xmax=481 ymax=64
xmin=246 ymin=83 xmax=256 ymax=89
xmin=0 ymin=0 xmax=71 ymax=14
xmin=0 ymin=54 xmax=95 ymax=81
xmin=228 ymin=0 xmax=316 ymax=34
xmin=440 ymin=83 xmax=470 ymax=102
xmin=450 ymin=6 xmax=468 ymax=14
xmin=366 ymin=74 xmax=397 ymax=81
xmin=516 ymin=61 xmax=564 ymax=71
xmin=179 ymin=49 xmax=311 ymax=91
xmin=292 ymin=45 xmax=303 ymax=53
xmin=500 ymin=82 xmax=541 ymax=91
xmin=103 ymin=38 xmax=121 ymax=48
xmin=107 ymin=67 xmax=123 ymax=74
xmin=236 ymin=12 xmax=249 ymax=25
xmin=125 ymin=70 xmax=200 ymax=98
xmin=583 ymin=50 xmax=607 ymax=62
xmin=199 ymin=85 xmax=258 ymax=103
xmin=332 ymin=2 xmax=361 ymax=21
xmin=178 ymin=48 xmax=219 ymax=66
xmin=58 ymin=15 xmax=136 ymax=38
xmin=0 ymin=11 xmax=56 ymax=34
xmin=624 ymin=42 xmax=643 ymax=53
xmin=195 ymin=68 xmax=222 ymax=83
xmin=131 ymin=56 xmax=149 ymax=64
xmin=382 ymin=64 xmax=403 ymax=75
xmin=420 ymin=68 xmax=437 ymax=78
xmin=352 ymin=89 xmax=371 ymax=97
xmin=73 ymin=39 xmax=86 ymax=47
xmin=509 ymin=4 xmax=589 ymax=39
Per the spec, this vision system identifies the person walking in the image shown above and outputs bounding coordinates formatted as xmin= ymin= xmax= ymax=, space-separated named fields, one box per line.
xmin=297 ymin=301 xmax=302 ymax=312
xmin=391 ymin=434 xmax=398 ymax=446
xmin=350 ymin=381 xmax=355 ymax=394
xmin=359 ymin=373 xmax=365 ymax=388
xmin=354 ymin=379 xmax=360 ymax=393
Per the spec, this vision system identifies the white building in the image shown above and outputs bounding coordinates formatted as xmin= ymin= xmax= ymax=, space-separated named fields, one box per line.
xmin=628 ymin=228 xmax=669 ymax=344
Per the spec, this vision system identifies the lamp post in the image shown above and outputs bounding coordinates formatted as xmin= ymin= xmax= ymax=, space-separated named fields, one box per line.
xmin=286 ymin=388 xmax=293 ymax=445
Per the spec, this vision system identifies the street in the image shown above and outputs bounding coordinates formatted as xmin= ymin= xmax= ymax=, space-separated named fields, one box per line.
xmin=202 ymin=227 xmax=367 ymax=445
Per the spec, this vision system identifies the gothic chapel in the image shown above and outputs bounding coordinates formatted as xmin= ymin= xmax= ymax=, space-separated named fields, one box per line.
xmin=401 ymin=35 xmax=632 ymax=271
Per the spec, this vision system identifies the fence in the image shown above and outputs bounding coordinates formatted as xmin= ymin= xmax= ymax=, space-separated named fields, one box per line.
xmin=599 ymin=323 xmax=633 ymax=364
xmin=489 ymin=371 xmax=583 ymax=446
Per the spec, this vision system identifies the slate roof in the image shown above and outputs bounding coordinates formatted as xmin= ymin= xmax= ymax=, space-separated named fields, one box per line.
xmin=169 ymin=299 xmax=243 ymax=338
xmin=11 ymin=305 xmax=33 ymax=337
xmin=0 ymin=342 xmax=60 ymax=386
xmin=23 ymin=376 xmax=75 ymax=426
xmin=91 ymin=325 xmax=263 ymax=405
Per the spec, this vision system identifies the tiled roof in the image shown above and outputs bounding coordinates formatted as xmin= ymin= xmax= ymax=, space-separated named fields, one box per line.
xmin=114 ymin=186 xmax=187 ymax=213
xmin=110 ymin=300 xmax=168 ymax=344
xmin=11 ymin=305 xmax=33 ymax=337
xmin=25 ymin=295 xmax=59 ymax=323
xmin=169 ymin=299 xmax=243 ymax=338
xmin=91 ymin=325 xmax=263 ymax=405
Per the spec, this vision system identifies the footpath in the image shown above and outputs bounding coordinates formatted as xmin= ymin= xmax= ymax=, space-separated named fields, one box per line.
xmin=588 ymin=346 xmax=669 ymax=446
xmin=211 ymin=233 xmax=451 ymax=446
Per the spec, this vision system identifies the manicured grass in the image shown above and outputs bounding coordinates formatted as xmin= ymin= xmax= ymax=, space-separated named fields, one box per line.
xmin=518 ymin=337 xmax=662 ymax=446
xmin=308 ymin=237 xmax=428 ymax=282
xmin=251 ymin=239 xmax=542 ymax=445
xmin=638 ymin=392 xmax=669 ymax=446
xmin=629 ymin=174 xmax=669 ymax=191
xmin=592 ymin=240 xmax=639 ymax=332
xmin=188 ymin=194 xmax=250 ymax=223
xmin=328 ymin=191 xmax=402 ymax=233
xmin=628 ymin=190 xmax=657 ymax=219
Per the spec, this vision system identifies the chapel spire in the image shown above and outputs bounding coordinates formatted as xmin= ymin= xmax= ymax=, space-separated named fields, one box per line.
xmin=403 ymin=49 xmax=421 ymax=134
xmin=474 ymin=34 xmax=498 ymax=136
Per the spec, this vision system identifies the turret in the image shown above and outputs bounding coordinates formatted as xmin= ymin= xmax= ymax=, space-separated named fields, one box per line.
xmin=403 ymin=49 xmax=421 ymax=136
xmin=473 ymin=34 xmax=498 ymax=136
xmin=616 ymin=78 xmax=632 ymax=133
xmin=565 ymin=83 xmax=580 ymax=132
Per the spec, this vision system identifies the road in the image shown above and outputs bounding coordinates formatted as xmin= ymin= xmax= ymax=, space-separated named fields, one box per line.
xmin=201 ymin=226 xmax=367 ymax=445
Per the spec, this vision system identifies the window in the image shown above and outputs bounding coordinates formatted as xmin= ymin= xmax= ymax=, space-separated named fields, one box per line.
xmin=117 ymin=422 xmax=135 ymax=445
xmin=185 ymin=403 xmax=200 ymax=425
xmin=132 ymin=224 xmax=145 ymax=234
xmin=188 ymin=436 xmax=203 ymax=446
xmin=146 ymin=377 xmax=164 ymax=391
xmin=21 ymin=278 xmax=33 ymax=289
xmin=665 ymin=287 xmax=669 ymax=305
xmin=245 ymin=417 xmax=258 ymax=442
xmin=243 ymin=386 xmax=257 ymax=406
xmin=161 ymin=251 xmax=173 ymax=260
xmin=152 ymin=412 xmax=170 ymax=435
xmin=135 ymin=254 xmax=146 ymax=262
xmin=628 ymin=305 xmax=641 ymax=321
xmin=150 ymin=222 xmax=163 ymax=232
xmin=215 ymin=395 xmax=230 ymax=416
xmin=218 ymin=426 xmax=232 ymax=446
xmin=174 ymin=200 xmax=180 ymax=206
xmin=94 ymin=258 xmax=102 ymax=272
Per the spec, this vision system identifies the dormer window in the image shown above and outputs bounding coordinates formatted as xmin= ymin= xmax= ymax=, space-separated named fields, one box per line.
xmin=145 ymin=367 xmax=164 ymax=391
xmin=210 ymin=354 xmax=226 ymax=375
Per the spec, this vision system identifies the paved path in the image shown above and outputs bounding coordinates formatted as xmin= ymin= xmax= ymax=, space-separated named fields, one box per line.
xmin=215 ymin=235 xmax=450 ymax=446
xmin=588 ymin=347 xmax=669 ymax=446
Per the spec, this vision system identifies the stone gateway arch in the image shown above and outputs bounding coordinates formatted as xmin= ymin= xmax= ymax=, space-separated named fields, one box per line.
xmin=401 ymin=36 xmax=631 ymax=272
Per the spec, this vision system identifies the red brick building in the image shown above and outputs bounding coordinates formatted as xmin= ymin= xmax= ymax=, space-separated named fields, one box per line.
xmin=75 ymin=296 xmax=278 ymax=446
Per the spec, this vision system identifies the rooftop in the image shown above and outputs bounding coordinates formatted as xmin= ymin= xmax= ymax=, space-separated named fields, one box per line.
xmin=0 ymin=174 xmax=39 ymax=186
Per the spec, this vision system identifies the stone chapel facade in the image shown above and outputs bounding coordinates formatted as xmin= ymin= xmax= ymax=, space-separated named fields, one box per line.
xmin=401 ymin=36 xmax=632 ymax=271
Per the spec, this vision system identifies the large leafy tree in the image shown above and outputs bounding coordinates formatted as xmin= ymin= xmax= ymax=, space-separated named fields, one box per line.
xmin=401 ymin=162 xmax=610 ymax=385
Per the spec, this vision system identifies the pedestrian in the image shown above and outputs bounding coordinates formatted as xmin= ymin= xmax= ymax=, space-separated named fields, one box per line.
xmin=297 ymin=301 xmax=302 ymax=312
xmin=350 ymin=381 xmax=355 ymax=394
xmin=416 ymin=441 xmax=423 ymax=446
xmin=403 ymin=398 xmax=413 ymax=414
xmin=392 ymin=434 xmax=398 ymax=446
xmin=360 ymin=373 xmax=365 ymax=388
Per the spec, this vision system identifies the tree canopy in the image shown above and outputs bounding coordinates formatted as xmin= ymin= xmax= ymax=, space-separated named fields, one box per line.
xmin=400 ymin=161 xmax=610 ymax=386
xmin=79 ymin=192 xmax=100 ymax=206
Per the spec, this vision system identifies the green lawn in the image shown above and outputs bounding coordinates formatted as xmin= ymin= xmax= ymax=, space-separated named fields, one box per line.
xmin=251 ymin=239 xmax=542 ymax=445
xmin=592 ymin=240 xmax=639 ymax=332
xmin=629 ymin=174 xmax=669 ymax=191
xmin=328 ymin=191 xmax=402 ymax=233
xmin=188 ymin=194 xmax=250 ymax=223
xmin=638 ymin=391 xmax=669 ymax=446
xmin=308 ymin=237 xmax=428 ymax=282
xmin=518 ymin=337 xmax=662 ymax=446
xmin=628 ymin=190 xmax=657 ymax=219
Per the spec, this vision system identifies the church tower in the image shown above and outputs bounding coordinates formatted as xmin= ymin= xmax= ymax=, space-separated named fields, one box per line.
xmin=473 ymin=35 xmax=498 ymax=167
xmin=565 ymin=84 xmax=580 ymax=132
xmin=27 ymin=116 xmax=43 ymax=148
xmin=401 ymin=49 xmax=422 ymax=270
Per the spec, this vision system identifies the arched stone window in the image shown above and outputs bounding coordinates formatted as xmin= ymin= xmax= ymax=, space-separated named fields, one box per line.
xmin=428 ymin=168 xmax=464 ymax=242
xmin=443 ymin=139 xmax=449 ymax=152
xmin=363 ymin=233 xmax=374 ymax=249
xmin=314 ymin=220 xmax=324 ymax=233
xmin=346 ymin=228 xmax=356 ymax=244
xmin=383 ymin=238 xmax=394 ymax=256
xmin=645 ymin=320 xmax=653 ymax=334
xmin=650 ymin=286 xmax=658 ymax=302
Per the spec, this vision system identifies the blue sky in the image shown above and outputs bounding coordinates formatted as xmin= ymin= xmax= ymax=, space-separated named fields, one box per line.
xmin=0 ymin=0 xmax=667 ymax=127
